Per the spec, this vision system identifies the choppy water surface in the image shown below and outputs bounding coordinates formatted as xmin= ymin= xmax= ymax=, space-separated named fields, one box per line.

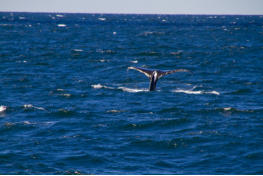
xmin=0 ymin=12 xmax=263 ymax=174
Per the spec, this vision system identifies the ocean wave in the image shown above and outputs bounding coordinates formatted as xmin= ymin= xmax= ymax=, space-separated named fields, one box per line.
xmin=72 ymin=49 xmax=83 ymax=52
xmin=135 ymin=51 xmax=160 ymax=56
xmin=91 ymin=84 xmax=147 ymax=93
xmin=122 ymin=118 xmax=189 ymax=130
xmin=0 ymin=105 xmax=7 ymax=113
xmin=138 ymin=31 xmax=165 ymax=37
xmin=107 ymin=109 xmax=124 ymax=113
xmin=57 ymin=24 xmax=66 ymax=27
xmin=130 ymin=60 xmax=138 ymax=63
xmin=23 ymin=104 xmax=46 ymax=111
xmin=173 ymin=89 xmax=220 ymax=95
xmin=98 ymin=17 xmax=106 ymax=21
xmin=196 ymin=107 xmax=261 ymax=114
xmin=118 ymin=87 xmax=148 ymax=93
xmin=91 ymin=84 xmax=114 ymax=90
xmin=56 ymin=14 xmax=64 ymax=18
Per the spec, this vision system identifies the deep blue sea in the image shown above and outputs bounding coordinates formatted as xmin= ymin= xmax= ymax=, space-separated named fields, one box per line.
xmin=0 ymin=12 xmax=263 ymax=174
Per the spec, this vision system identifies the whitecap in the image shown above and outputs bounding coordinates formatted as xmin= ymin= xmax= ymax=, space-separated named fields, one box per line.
xmin=113 ymin=32 xmax=117 ymax=35
xmin=23 ymin=121 xmax=34 ymax=125
xmin=0 ymin=105 xmax=7 ymax=112
xmin=73 ymin=49 xmax=83 ymax=52
xmin=223 ymin=107 xmax=232 ymax=111
xmin=57 ymin=24 xmax=66 ymax=27
xmin=107 ymin=109 xmax=122 ymax=113
xmin=130 ymin=60 xmax=138 ymax=63
xmin=118 ymin=87 xmax=148 ymax=93
xmin=91 ymin=84 xmax=104 ymax=89
xmin=91 ymin=84 xmax=114 ymax=89
xmin=33 ymin=106 xmax=46 ymax=111
xmin=173 ymin=89 xmax=203 ymax=95
xmin=91 ymin=84 xmax=145 ymax=93
xmin=24 ymin=104 xmax=33 ymax=108
xmin=173 ymin=89 xmax=220 ymax=95
xmin=62 ymin=93 xmax=71 ymax=97
xmin=98 ymin=17 xmax=106 ymax=21
xmin=57 ymin=88 xmax=64 ymax=92
xmin=56 ymin=14 xmax=64 ymax=18
xmin=19 ymin=16 xmax=26 ymax=20
xmin=209 ymin=91 xmax=220 ymax=95
xmin=24 ymin=104 xmax=45 ymax=111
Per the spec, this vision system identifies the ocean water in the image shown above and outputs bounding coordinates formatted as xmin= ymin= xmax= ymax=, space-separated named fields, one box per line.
xmin=0 ymin=12 xmax=263 ymax=174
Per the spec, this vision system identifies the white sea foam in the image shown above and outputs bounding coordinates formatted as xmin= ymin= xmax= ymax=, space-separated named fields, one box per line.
xmin=24 ymin=104 xmax=46 ymax=111
xmin=98 ymin=17 xmax=106 ymax=21
xmin=56 ymin=14 xmax=64 ymax=18
xmin=107 ymin=109 xmax=122 ymax=113
xmin=57 ymin=88 xmax=64 ymax=92
xmin=62 ymin=93 xmax=71 ymax=97
xmin=91 ymin=84 xmax=114 ymax=89
xmin=173 ymin=89 xmax=220 ymax=95
xmin=209 ymin=91 xmax=220 ymax=95
xmin=91 ymin=84 xmax=147 ymax=93
xmin=57 ymin=24 xmax=66 ymax=27
xmin=118 ymin=87 xmax=148 ymax=93
xmin=223 ymin=107 xmax=232 ymax=111
xmin=130 ymin=60 xmax=138 ymax=63
xmin=73 ymin=49 xmax=83 ymax=52
xmin=23 ymin=121 xmax=35 ymax=125
xmin=0 ymin=105 xmax=7 ymax=112
xmin=91 ymin=84 xmax=104 ymax=89
xmin=24 ymin=104 xmax=33 ymax=108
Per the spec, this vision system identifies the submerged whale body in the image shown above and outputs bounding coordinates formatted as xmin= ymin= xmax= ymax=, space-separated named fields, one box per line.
xmin=128 ymin=67 xmax=190 ymax=91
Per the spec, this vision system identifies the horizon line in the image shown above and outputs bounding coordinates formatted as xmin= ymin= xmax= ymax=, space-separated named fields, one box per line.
xmin=0 ymin=10 xmax=263 ymax=16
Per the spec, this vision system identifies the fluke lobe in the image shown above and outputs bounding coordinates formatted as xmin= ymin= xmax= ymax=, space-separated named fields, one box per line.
xmin=128 ymin=67 xmax=190 ymax=91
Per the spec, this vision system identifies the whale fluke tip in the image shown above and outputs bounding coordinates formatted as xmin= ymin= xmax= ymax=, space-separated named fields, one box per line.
xmin=128 ymin=66 xmax=190 ymax=91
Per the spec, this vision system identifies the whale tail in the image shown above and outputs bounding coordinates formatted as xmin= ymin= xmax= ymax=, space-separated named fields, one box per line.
xmin=128 ymin=67 xmax=189 ymax=91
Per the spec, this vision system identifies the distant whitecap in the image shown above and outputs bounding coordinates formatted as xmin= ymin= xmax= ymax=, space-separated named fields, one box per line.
xmin=57 ymin=24 xmax=66 ymax=27
xmin=56 ymin=14 xmax=64 ymax=18
xmin=91 ymin=84 xmax=104 ymax=89
xmin=130 ymin=60 xmax=138 ymax=63
xmin=24 ymin=104 xmax=33 ymax=108
xmin=107 ymin=109 xmax=122 ymax=113
xmin=173 ymin=89 xmax=220 ymax=95
xmin=223 ymin=107 xmax=232 ymax=111
xmin=91 ymin=84 xmax=115 ymax=90
xmin=57 ymin=89 xmax=64 ymax=92
xmin=73 ymin=49 xmax=83 ymax=52
xmin=23 ymin=121 xmax=34 ymax=125
xmin=118 ymin=86 xmax=148 ymax=93
xmin=62 ymin=93 xmax=71 ymax=97
xmin=0 ymin=105 xmax=7 ymax=112
xmin=209 ymin=91 xmax=220 ymax=95
xmin=98 ymin=17 xmax=106 ymax=21
xmin=24 ymin=104 xmax=45 ymax=111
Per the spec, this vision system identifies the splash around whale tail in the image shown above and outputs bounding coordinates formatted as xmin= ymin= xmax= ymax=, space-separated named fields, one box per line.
xmin=128 ymin=66 xmax=190 ymax=91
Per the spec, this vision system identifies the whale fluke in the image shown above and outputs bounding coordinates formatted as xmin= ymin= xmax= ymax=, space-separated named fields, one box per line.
xmin=128 ymin=67 xmax=190 ymax=91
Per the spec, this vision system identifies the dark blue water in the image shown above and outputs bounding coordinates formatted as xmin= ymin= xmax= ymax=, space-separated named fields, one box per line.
xmin=0 ymin=12 xmax=263 ymax=174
